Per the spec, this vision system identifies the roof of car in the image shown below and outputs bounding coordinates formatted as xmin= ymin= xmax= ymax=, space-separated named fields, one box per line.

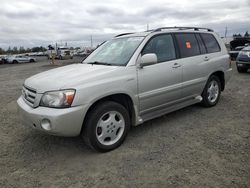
xmin=115 ymin=27 xmax=215 ymax=39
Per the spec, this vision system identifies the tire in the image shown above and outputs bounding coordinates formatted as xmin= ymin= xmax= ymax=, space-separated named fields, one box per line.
xmin=237 ymin=67 xmax=247 ymax=73
xmin=82 ymin=101 xmax=130 ymax=152
xmin=13 ymin=60 xmax=18 ymax=64
xmin=29 ymin=59 xmax=35 ymax=63
xmin=201 ymin=75 xmax=221 ymax=107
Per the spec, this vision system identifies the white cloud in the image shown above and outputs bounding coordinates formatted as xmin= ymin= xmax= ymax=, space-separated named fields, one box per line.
xmin=0 ymin=0 xmax=249 ymax=48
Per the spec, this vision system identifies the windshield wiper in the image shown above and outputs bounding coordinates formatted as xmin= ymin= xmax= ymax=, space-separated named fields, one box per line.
xmin=87 ymin=61 xmax=112 ymax=66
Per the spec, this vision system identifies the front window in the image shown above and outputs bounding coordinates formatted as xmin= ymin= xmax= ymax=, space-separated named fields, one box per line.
xmin=84 ymin=37 xmax=144 ymax=66
xmin=142 ymin=34 xmax=176 ymax=63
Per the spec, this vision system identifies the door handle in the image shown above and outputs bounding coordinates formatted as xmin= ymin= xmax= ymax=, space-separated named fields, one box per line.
xmin=172 ymin=62 xmax=181 ymax=68
xmin=204 ymin=56 xmax=209 ymax=61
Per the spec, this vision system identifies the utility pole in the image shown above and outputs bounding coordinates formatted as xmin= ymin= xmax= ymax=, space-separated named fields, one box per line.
xmin=224 ymin=26 xmax=228 ymax=44
xmin=147 ymin=23 xmax=149 ymax=31
xmin=90 ymin=35 xmax=93 ymax=49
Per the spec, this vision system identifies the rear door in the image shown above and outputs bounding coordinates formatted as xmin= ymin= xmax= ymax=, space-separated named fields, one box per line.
xmin=17 ymin=55 xmax=27 ymax=62
xmin=174 ymin=33 xmax=207 ymax=98
xmin=16 ymin=56 xmax=24 ymax=62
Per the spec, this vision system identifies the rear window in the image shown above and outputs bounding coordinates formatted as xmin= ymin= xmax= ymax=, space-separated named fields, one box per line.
xmin=175 ymin=33 xmax=200 ymax=58
xmin=200 ymin=33 xmax=221 ymax=53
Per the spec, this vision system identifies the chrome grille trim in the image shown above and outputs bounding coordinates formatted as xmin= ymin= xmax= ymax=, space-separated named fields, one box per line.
xmin=22 ymin=85 xmax=37 ymax=107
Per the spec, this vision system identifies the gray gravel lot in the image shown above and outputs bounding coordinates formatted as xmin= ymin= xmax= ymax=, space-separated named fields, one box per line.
xmin=0 ymin=57 xmax=249 ymax=188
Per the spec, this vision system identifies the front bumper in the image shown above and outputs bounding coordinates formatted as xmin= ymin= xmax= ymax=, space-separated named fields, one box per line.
xmin=236 ymin=60 xmax=250 ymax=69
xmin=17 ymin=97 xmax=87 ymax=137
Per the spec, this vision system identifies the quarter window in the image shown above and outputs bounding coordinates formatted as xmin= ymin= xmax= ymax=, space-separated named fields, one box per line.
xmin=175 ymin=33 xmax=200 ymax=58
xmin=195 ymin=34 xmax=206 ymax=54
xmin=200 ymin=33 xmax=221 ymax=53
xmin=142 ymin=34 xmax=176 ymax=63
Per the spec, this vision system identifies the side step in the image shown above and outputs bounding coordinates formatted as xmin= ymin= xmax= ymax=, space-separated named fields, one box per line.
xmin=138 ymin=95 xmax=203 ymax=124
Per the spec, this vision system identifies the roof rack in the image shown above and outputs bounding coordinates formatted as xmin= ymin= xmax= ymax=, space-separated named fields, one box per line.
xmin=115 ymin=33 xmax=134 ymax=37
xmin=153 ymin=26 xmax=214 ymax=32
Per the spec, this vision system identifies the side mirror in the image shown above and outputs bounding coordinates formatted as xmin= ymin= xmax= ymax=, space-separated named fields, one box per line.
xmin=140 ymin=53 xmax=157 ymax=67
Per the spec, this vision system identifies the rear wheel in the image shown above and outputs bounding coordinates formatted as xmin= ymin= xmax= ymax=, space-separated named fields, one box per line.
xmin=82 ymin=101 xmax=130 ymax=152
xmin=29 ymin=59 xmax=35 ymax=63
xmin=13 ymin=60 xmax=18 ymax=64
xmin=201 ymin=75 xmax=221 ymax=107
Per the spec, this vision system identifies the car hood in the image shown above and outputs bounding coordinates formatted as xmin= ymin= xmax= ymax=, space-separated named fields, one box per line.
xmin=24 ymin=63 xmax=121 ymax=93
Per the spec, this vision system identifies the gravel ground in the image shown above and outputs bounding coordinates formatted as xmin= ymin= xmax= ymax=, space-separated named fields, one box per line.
xmin=0 ymin=57 xmax=249 ymax=188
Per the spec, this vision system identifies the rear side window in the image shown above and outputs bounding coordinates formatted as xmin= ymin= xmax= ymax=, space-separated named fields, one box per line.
xmin=142 ymin=34 xmax=176 ymax=63
xmin=200 ymin=33 xmax=221 ymax=53
xmin=175 ymin=33 xmax=200 ymax=58
xmin=195 ymin=34 xmax=206 ymax=54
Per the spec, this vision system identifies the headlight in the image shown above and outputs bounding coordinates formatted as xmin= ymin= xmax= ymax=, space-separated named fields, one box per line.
xmin=40 ymin=89 xmax=75 ymax=108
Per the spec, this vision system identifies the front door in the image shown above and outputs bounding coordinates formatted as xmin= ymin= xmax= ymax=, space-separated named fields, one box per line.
xmin=137 ymin=34 xmax=182 ymax=115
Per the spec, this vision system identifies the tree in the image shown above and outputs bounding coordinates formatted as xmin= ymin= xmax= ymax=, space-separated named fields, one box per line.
xmin=26 ymin=48 xmax=32 ymax=53
xmin=12 ymin=47 xmax=18 ymax=54
xmin=233 ymin=33 xmax=242 ymax=38
xmin=0 ymin=48 xmax=5 ymax=55
xmin=32 ymin=46 xmax=47 ymax=52
xmin=19 ymin=46 xmax=25 ymax=54
xmin=244 ymin=31 xmax=249 ymax=37
xmin=6 ymin=46 xmax=12 ymax=54
xmin=31 ymin=46 xmax=41 ymax=52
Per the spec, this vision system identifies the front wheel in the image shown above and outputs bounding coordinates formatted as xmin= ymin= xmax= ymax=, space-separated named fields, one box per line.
xmin=201 ymin=75 xmax=221 ymax=107
xmin=82 ymin=101 xmax=130 ymax=152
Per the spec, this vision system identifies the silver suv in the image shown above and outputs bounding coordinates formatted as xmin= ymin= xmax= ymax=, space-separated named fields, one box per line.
xmin=17 ymin=27 xmax=232 ymax=152
xmin=7 ymin=55 xmax=36 ymax=64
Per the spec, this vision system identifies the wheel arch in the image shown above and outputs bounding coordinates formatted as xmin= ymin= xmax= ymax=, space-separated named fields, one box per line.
xmin=81 ymin=93 xmax=136 ymax=134
xmin=209 ymin=71 xmax=225 ymax=91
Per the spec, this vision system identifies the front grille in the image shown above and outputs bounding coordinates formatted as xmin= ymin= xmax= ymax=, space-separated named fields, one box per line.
xmin=22 ymin=85 xmax=37 ymax=107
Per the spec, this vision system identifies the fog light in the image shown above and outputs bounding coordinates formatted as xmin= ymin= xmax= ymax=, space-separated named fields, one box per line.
xmin=237 ymin=63 xmax=243 ymax=67
xmin=41 ymin=119 xmax=52 ymax=131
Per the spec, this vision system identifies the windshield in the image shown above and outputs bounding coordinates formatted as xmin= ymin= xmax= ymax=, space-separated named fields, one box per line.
xmin=84 ymin=37 xmax=144 ymax=66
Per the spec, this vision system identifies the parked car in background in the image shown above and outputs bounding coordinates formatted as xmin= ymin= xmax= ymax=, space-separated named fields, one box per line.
xmin=229 ymin=46 xmax=245 ymax=60
xmin=0 ymin=55 xmax=8 ymax=64
xmin=236 ymin=46 xmax=250 ymax=73
xmin=6 ymin=55 xmax=36 ymax=64
xmin=17 ymin=27 xmax=232 ymax=152
xmin=76 ymin=47 xmax=94 ymax=57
